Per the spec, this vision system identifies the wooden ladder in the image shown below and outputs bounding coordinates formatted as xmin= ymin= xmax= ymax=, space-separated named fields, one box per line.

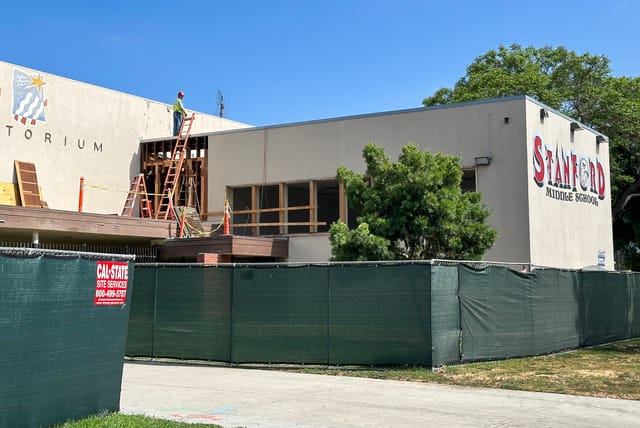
xmin=155 ymin=113 xmax=195 ymax=219
xmin=121 ymin=174 xmax=152 ymax=218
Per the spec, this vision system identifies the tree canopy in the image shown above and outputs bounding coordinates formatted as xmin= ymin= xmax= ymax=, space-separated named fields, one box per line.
xmin=423 ymin=44 xmax=640 ymax=269
xmin=329 ymin=143 xmax=497 ymax=261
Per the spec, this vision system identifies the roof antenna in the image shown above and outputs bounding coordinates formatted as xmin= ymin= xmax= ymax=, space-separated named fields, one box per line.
xmin=216 ymin=89 xmax=224 ymax=118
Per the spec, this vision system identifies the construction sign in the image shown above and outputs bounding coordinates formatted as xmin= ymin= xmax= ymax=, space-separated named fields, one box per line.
xmin=94 ymin=261 xmax=129 ymax=306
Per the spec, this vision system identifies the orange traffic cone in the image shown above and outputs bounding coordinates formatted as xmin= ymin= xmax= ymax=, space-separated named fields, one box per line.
xmin=223 ymin=199 xmax=230 ymax=235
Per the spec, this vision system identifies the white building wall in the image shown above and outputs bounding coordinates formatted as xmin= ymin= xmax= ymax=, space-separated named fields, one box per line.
xmin=288 ymin=234 xmax=332 ymax=263
xmin=525 ymin=102 xmax=614 ymax=269
xmin=0 ymin=61 xmax=251 ymax=213
xmin=207 ymin=98 xmax=536 ymax=264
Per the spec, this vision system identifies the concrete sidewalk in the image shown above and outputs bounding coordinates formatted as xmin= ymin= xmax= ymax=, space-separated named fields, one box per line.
xmin=120 ymin=361 xmax=640 ymax=427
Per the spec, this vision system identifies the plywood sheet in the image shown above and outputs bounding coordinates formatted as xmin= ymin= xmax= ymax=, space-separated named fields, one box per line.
xmin=14 ymin=160 xmax=43 ymax=208
xmin=0 ymin=182 xmax=19 ymax=206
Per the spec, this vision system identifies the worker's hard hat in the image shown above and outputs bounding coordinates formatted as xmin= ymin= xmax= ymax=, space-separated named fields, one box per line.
xmin=178 ymin=91 xmax=184 ymax=97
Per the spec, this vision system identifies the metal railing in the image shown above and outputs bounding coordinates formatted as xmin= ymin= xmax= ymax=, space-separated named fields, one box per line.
xmin=0 ymin=241 xmax=158 ymax=263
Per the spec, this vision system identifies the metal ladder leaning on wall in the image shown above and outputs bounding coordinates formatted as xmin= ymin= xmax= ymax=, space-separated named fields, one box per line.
xmin=121 ymin=173 xmax=152 ymax=218
xmin=155 ymin=113 xmax=195 ymax=220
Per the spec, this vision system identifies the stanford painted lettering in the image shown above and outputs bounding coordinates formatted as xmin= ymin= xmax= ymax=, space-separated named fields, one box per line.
xmin=532 ymin=134 xmax=605 ymax=204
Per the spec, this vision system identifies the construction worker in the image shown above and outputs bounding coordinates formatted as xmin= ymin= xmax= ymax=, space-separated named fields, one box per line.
xmin=173 ymin=91 xmax=187 ymax=136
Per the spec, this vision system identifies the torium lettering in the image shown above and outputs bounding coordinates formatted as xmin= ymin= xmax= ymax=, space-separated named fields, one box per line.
xmin=3 ymin=123 xmax=104 ymax=153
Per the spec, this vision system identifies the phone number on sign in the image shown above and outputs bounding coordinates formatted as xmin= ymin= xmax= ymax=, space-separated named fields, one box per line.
xmin=95 ymin=289 xmax=127 ymax=298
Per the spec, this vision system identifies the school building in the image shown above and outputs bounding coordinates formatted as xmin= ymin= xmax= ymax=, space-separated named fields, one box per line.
xmin=0 ymin=60 xmax=613 ymax=269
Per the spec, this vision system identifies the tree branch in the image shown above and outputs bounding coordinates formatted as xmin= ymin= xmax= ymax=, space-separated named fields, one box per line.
xmin=612 ymin=176 xmax=640 ymax=220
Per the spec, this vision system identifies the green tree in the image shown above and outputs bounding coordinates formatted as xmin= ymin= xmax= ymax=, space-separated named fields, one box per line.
xmin=422 ymin=44 xmax=610 ymax=122
xmin=423 ymin=44 xmax=640 ymax=270
xmin=329 ymin=143 xmax=497 ymax=261
xmin=329 ymin=221 xmax=394 ymax=261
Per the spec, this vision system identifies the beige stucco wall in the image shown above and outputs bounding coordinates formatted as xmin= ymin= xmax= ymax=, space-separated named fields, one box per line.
xmin=207 ymin=98 xmax=535 ymax=264
xmin=0 ymin=61 xmax=251 ymax=213
xmin=525 ymin=102 xmax=614 ymax=269
xmin=288 ymin=234 xmax=332 ymax=263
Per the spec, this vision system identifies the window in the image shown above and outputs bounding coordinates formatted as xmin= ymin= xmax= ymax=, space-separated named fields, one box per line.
xmin=227 ymin=179 xmax=341 ymax=236
xmin=461 ymin=169 xmax=476 ymax=193
xmin=287 ymin=182 xmax=310 ymax=234
xmin=316 ymin=180 xmax=339 ymax=233
xmin=257 ymin=184 xmax=279 ymax=235
xmin=230 ymin=186 xmax=253 ymax=236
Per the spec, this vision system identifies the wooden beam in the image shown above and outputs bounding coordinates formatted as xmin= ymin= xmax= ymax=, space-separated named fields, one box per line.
xmin=251 ymin=185 xmax=258 ymax=236
xmin=201 ymin=155 xmax=208 ymax=219
xmin=309 ymin=180 xmax=317 ymax=233
xmin=207 ymin=205 xmax=318 ymax=216
xmin=279 ymin=182 xmax=285 ymax=235
xmin=339 ymin=181 xmax=346 ymax=224
xmin=231 ymin=221 xmax=327 ymax=227
xmin=154 ymin=164 xmax=160 ymax=214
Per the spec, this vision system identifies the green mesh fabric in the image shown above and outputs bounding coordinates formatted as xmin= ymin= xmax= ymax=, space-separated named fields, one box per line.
xmin=328 ymin=264 xmax=431 ymax=365
xmin=459 ymin=265 xmax=535 ymax=361
xmin=231 ymin=266 xmax=329 ymax=363
xmin=529 ymin=269 xmax=581 ymax=354
xmin=430 ymin=265 xmax=460 ymax=366
xmin=153 ymin=266 xmax=232 ymax=360
xmin=630 ymin=274 xmax=640 ymax=338
xmin=125 ymin=267 xmax=156 ymax=356
xmin=579 ymin=271 xmax=635 ymax=346
xmin=0 ymin=251 xmax=133 ymax=428
xmin=125 ymin=263 xmax=640 ymax=367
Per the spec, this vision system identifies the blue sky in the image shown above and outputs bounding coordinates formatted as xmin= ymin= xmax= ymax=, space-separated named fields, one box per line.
xmin=3 ymin=1 xmax=638 ymax=126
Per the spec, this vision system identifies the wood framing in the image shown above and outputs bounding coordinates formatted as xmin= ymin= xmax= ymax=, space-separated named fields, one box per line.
xmin=139 ymin=135 xmax=209 ymax=220
xmin=251 ymin=185 xmax=258 ymax=236
xmin=309 ymin=180 xmax=317 ymax=233
xmin=339 ymin=181 xmax=347 ymax=223
xmin=218 ymin=178 xmax=341 ymax=237
xmin=279 ymin=182 xmax=285 ymax=235
xmin=208 ymin=205 xmax=327 ymax=229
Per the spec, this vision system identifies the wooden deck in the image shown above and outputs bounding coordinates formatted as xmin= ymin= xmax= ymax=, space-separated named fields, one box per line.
xmin=0 ymin=206 xmax=290 ymax=262
xmin=0 ymin=205 xmax=175 ymax=245
xmin=158 ymin=234 xmax=289 ymax=262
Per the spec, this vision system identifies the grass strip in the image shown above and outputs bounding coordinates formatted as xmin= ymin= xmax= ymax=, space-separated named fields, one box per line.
xmin=56 ymin=413 xmax=222 ymax=428
xmin=291 ymin=338 xmax=640 ymax=400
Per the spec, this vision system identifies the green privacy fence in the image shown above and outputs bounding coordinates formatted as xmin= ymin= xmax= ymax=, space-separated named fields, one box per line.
xmin=125 ymin=263 xmax=640 ymax=367
xmin=459 ymin=267 xmax=580 ymax=361
xmin=0 ymin=248 xmax=135 ymax=428
xmin=127 ymin=263 xmax=432 ymax=365
xmin=457 ymin=266 xmax=640 ymax=362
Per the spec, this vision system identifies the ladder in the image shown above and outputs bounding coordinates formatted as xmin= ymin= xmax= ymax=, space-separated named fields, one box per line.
xmin=155 ymin=113 xmax=195 ymax=219
xmin=121 ymin=174 xmax=152 ymax=218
